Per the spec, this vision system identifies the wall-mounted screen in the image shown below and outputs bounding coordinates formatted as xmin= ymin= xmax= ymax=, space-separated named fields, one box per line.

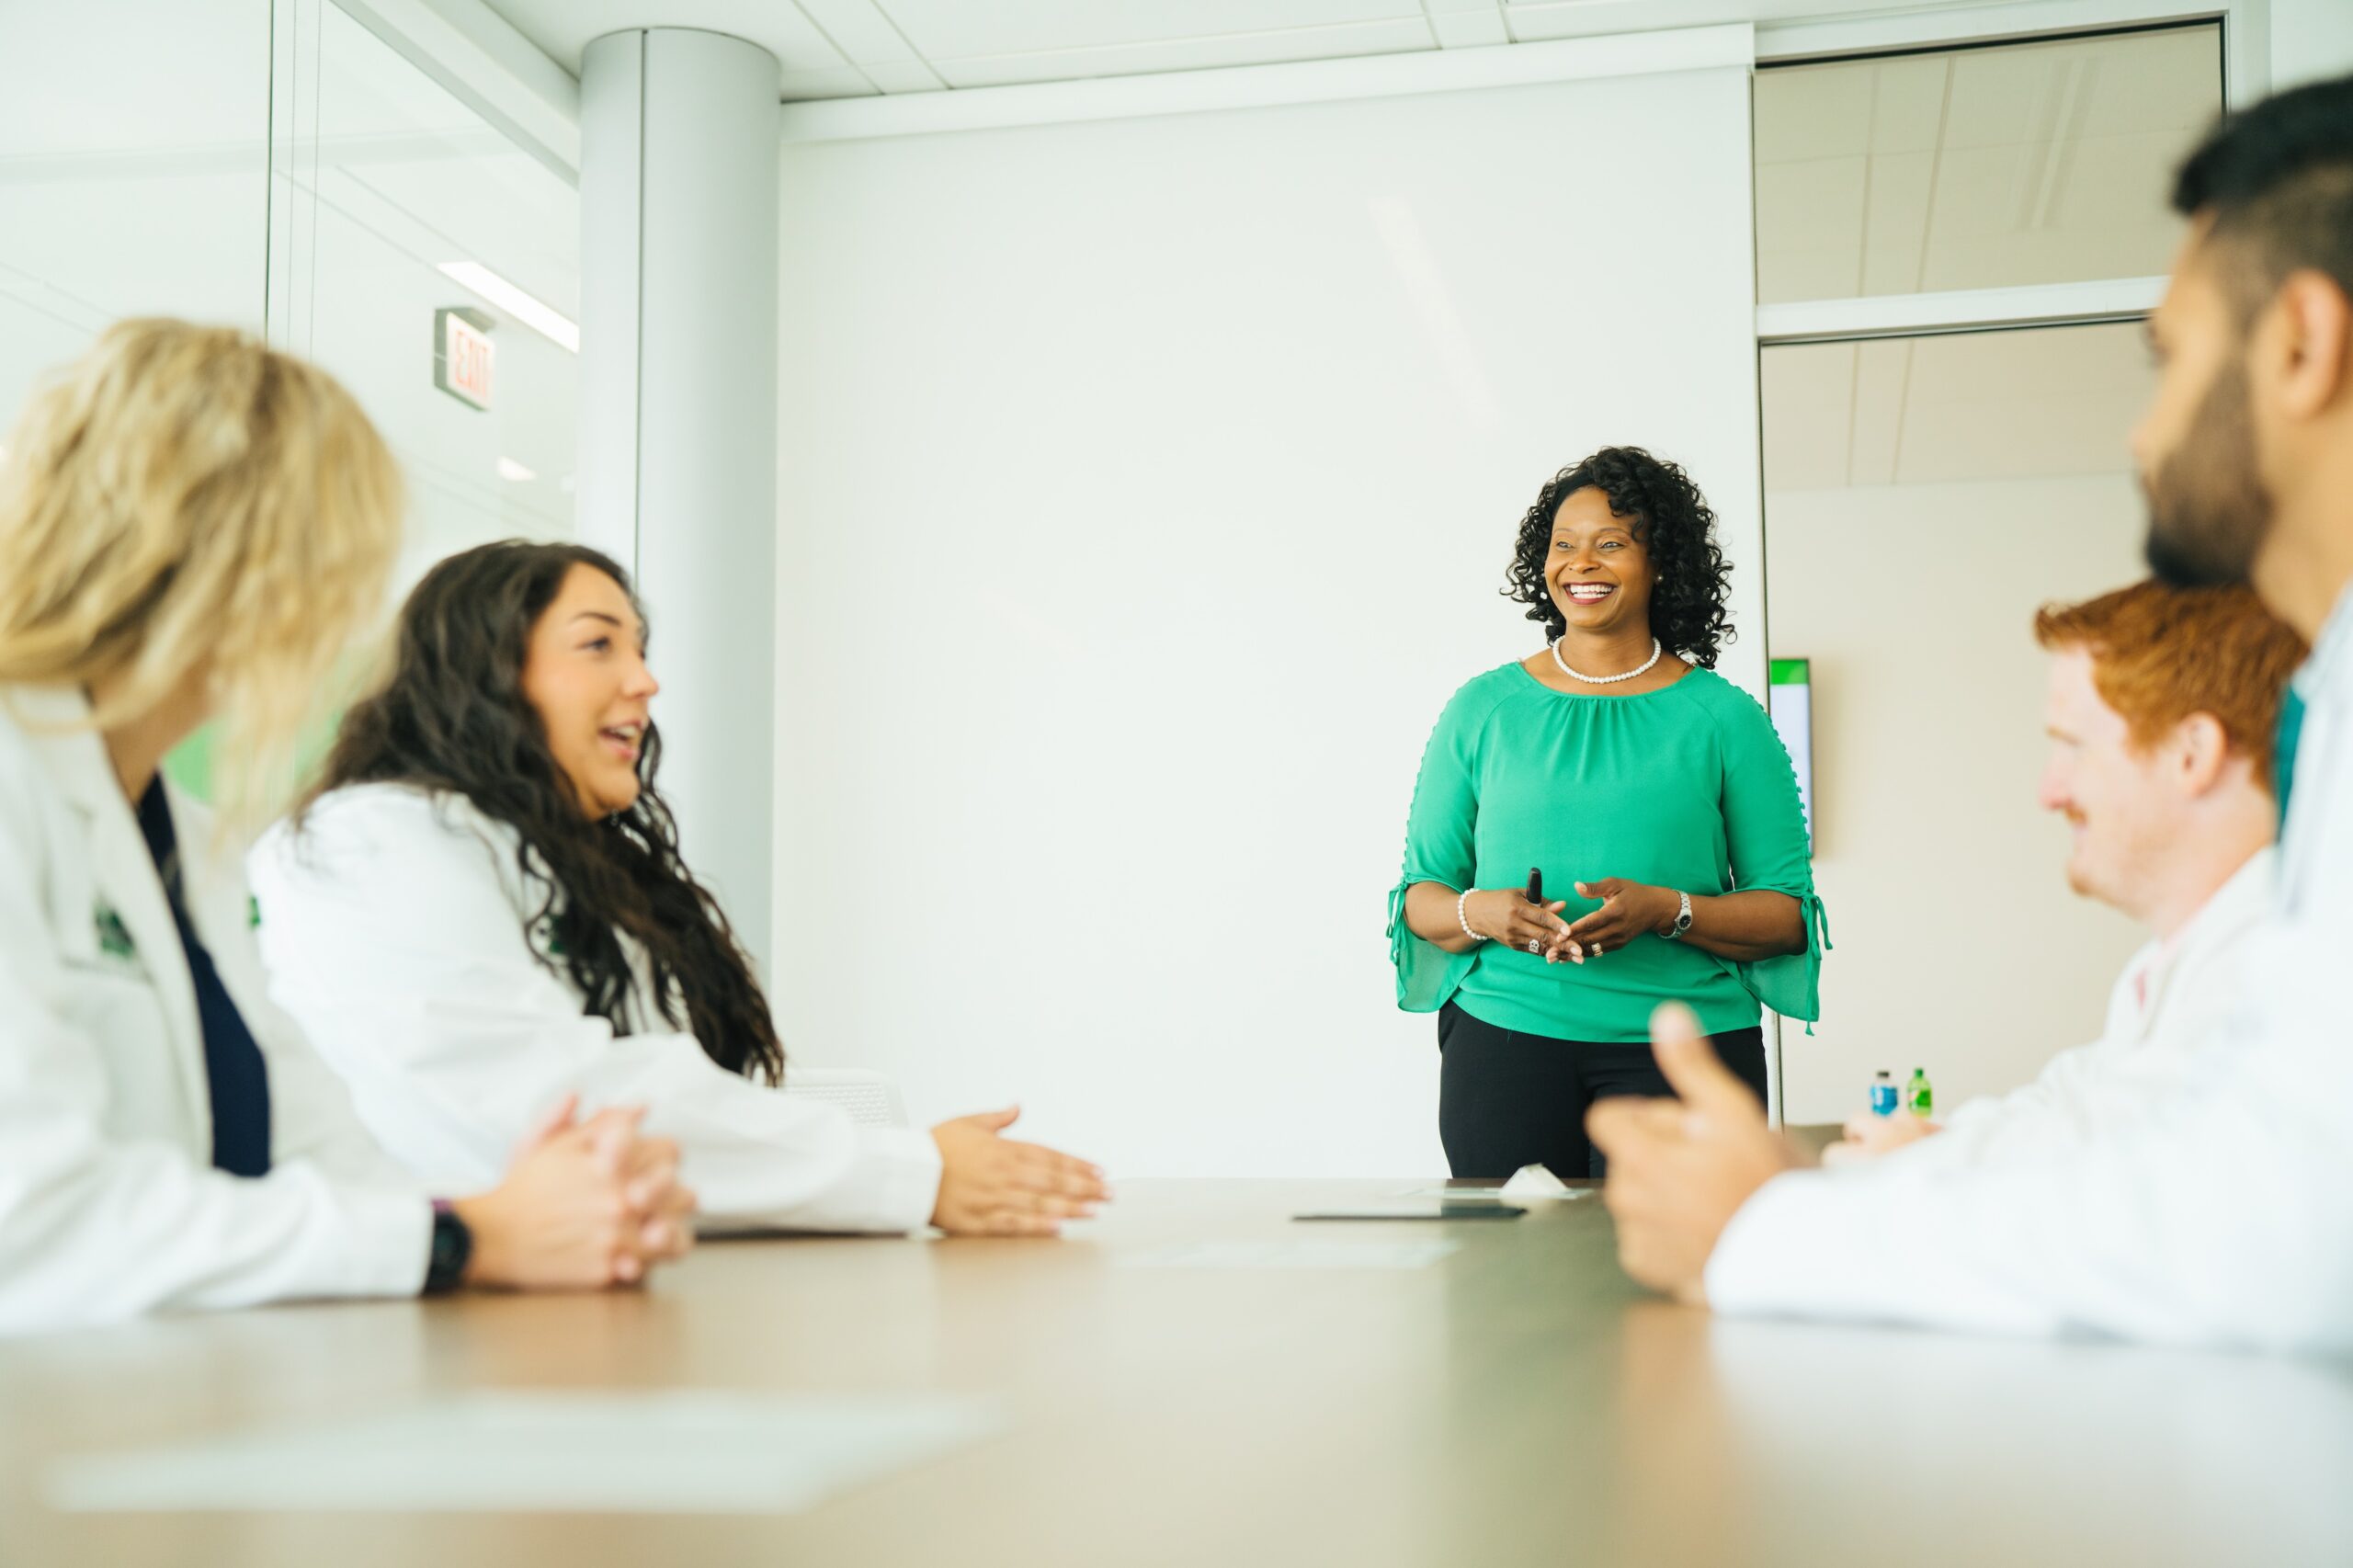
xmin=1768 ymin=658 xmax=1814 ymax=856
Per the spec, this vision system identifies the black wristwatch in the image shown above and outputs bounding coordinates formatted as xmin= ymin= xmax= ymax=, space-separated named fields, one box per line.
xmin=424 ymin=1199 xmax=472 ymax=1294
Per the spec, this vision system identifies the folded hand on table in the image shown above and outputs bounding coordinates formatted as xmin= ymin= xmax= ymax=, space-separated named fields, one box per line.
xmin=452 ymin=1094 xmax=698 ymax=1291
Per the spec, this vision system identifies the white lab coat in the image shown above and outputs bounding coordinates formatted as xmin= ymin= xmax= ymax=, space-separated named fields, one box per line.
xmin=0 ymin=686 xmax=428 ymax=1334
xmin=1706 ymin=597 xmax=2353 ymax=1350
xmin=249 ymin=783 xmax=943 ymax=1233
xmin=1882 ymin=848 xmax=2275 ymax=1176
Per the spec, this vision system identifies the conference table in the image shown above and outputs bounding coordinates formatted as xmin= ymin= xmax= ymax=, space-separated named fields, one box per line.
xmin=3 ymin=1177 xmax=2349 ymax=1567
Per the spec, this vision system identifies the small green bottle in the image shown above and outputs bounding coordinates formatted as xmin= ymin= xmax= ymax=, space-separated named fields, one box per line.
xmin=1906 ymin=1067 xmax=1934 ymax=1119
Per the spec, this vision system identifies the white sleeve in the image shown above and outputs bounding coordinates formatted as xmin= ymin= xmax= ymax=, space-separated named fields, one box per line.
xmin=174 ymin=796 xmax=420 ymax=1194
xmin=0 ymin=797 xmax=426 ymax=1334
xmin=1705 ymin=930 xmax=2353 ymax=1350
xmin=1892 ymin=1037 xmax=2111 ymax=1176
xmin=250 ymin=791 xmax=940 ymax=1234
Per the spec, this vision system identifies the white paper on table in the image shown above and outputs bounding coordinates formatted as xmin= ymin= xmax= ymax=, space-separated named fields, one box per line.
xmin=1393 ymin=1166 xmax=1592 ymax=1201
xmin=1119 ymin=1240 xmax=1460 ymax=1270
xmin=1498 ymin=1164 xmax=1594 ymax=1200
xmin=47 ymin=1391 xmax=1001 ymax=1515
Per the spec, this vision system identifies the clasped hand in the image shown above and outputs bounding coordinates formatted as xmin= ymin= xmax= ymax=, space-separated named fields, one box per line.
xmin=1464 ymin=880 xmax=1676 ymax=962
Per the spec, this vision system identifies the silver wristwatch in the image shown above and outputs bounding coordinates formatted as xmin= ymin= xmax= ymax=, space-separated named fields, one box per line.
xmin=1660 ymin=890 xmax=1693 ymax=939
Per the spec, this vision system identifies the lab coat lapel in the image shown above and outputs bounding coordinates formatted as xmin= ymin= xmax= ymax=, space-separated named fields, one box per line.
xmin=9 ymin=685 xmax=212 ymax=1150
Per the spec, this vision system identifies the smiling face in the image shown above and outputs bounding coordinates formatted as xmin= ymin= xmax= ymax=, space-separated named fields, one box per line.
xmin=1545 ymin=485 xmax=1655 ymax=638
xmin=2036 ymin=646 xmax=2184 ymax=920
xmin=518 ymin=563 xmax=658 ymax=819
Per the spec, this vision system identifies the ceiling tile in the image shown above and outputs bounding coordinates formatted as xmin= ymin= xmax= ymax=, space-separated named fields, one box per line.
xmin=1430 ymin=10 xmax=1509 ymax=49
xmin=1754 ymin=157 xmax=1864 ymax=302
xmin=876 ymin=1 xmax=1423 ymax=64
xmin=1893 ymin=323 xmax=2147 ymax=483
xmin=483 ymin=0 xmax=850 ymax=75
xmin=1760 ymin=342 xmax=1855 ymax=493
xmin=2076 ymin=27 xmax=2222 ymax=138
xmin=1507 ymin=0 xmax=1715 ymax=42
xmin=1867 ymin=55 xmax=1949 ymax=155
xmin=795 ymin=0 xmax=927 ymax=63
xmin=1937 ymin=28 xmax=2220 ymax=153
xmin=1846 ymin=338 xmax=1909 ymax=486
xmin=1857 ymin=149 xmax=1932 ymax=296
xmin=929 ymin=19 xmax=1435 ymax=90
xmin=1916 ymin=141 xmax=2186 ymax=292
xmin=860 ymin=57 xmax=948 ymax=93
xmin=1754 ymin=60 xmax=1877 ymax=165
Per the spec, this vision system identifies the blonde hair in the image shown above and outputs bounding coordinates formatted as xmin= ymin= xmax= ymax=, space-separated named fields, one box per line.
xmin=0 ymin=318 xmax=403 ymax=825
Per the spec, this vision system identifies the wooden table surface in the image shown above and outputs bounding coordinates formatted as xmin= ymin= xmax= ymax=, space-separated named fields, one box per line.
xmin=4 ymin=1178 xmax=2350 ymax=1567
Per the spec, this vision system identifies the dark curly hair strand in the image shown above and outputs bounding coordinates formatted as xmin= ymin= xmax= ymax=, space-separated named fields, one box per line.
xmin=1502 ymin=445 xmax=1734 ymax=669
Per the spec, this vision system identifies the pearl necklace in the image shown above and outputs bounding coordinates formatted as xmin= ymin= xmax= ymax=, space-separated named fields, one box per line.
xmin=1552 ymin=635 xmax=1662 ymax=686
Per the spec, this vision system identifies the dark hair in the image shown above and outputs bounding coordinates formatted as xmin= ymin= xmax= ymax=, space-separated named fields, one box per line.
xmin=309 ymin=540 xmax=784 ymax=1084
xmin=2171 ymin=73 xmax=2353 ymax=319
xmin=1503 ymin=445 xmax=1733 ymax=667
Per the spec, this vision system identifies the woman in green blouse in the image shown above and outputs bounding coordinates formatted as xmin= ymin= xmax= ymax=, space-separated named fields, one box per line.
xmin=1389 ymin=446 xmax=1825 ymax=1179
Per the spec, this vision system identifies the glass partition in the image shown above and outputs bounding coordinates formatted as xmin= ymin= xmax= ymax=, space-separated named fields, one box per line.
xmin=1755 ymin=24 xmax=2222 ymax=303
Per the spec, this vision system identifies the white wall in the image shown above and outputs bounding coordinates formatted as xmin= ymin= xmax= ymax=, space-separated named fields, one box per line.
xmin=2271 ymin=0 xmax=2353 ymax=92
xmin=770 ymin=50 xmax=1764 ymax=1176
xmin=1762 ymin=473 xmax=2151 ymax=1124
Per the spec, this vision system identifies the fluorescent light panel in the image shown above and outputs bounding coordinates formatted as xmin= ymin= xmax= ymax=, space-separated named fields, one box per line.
xmin=437 ymin=261 xmax=580 ymax=354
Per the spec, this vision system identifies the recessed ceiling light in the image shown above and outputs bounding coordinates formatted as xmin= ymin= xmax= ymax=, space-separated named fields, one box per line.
xmin=497 ymin=457 xmax=537 ymax=483
xmin=438 ymin=261 xmax=580 ymax=354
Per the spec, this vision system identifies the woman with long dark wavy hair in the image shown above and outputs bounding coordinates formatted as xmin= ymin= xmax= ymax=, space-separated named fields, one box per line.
xmin=252 ymin=540 xmax=1107 ymax=1237
xmin=1387 ymin=447 xmax=1826 ymax=1180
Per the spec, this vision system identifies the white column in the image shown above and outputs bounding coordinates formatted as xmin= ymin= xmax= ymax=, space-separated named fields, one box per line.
xmin=578 ymin=28 xmax=780 ymax=968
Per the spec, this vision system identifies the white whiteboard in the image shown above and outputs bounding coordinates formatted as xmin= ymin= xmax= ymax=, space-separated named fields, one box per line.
xmin=772 ymin=55 xmax=1763 ymax=1176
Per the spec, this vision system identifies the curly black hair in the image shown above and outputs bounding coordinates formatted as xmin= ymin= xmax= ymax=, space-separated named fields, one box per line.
xmin=1502 ymin=445 xmax=1734 ymax=668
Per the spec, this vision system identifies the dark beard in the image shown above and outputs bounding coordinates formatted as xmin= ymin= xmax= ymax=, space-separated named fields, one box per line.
xmin=2143 ymin=347 xmax=2273 ymax=587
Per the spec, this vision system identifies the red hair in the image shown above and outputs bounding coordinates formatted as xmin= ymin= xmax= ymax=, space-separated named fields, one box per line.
xmin=2032 ymin=581 xmax=2306 ymax=790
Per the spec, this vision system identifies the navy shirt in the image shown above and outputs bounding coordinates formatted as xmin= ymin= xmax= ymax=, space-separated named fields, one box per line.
xmin=135 ymin=779 xmax=272 ymax=1177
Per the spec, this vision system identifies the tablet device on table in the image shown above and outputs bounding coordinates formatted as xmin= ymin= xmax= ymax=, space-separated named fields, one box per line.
xmin=1291 ymin=1199 xmax=1527 ymax=1221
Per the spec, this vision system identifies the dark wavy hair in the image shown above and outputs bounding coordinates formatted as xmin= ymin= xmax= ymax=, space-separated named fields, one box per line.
xmin=1502 ymin=446 xmax=1734 ymax=668
xmin=307 ymin=540 xmax=784 ymax=1084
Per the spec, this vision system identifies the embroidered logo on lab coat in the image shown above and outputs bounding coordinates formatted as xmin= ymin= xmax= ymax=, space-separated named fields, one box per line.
xmin=533 ymin=915 xmax=568 ymax=959
xmin=95 ymin=903 xmax=138 ymax=962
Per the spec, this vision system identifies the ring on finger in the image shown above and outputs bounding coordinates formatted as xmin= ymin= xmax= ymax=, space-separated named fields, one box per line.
xmin=1527 ymin=937 xmax=1541 ymax=954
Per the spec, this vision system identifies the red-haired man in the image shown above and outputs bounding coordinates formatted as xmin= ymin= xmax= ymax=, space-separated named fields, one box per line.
xmin=1829 ymin=582 xmax=2300 ymax=1171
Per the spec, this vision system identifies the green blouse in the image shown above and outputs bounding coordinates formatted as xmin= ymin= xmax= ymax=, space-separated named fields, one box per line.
xmin=1388 ymin=662 xmax=1827 ymax=1042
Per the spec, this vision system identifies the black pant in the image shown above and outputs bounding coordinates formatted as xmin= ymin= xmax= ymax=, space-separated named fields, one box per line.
xmin=1437 ymin=1000 xmax=1768 ymax=1180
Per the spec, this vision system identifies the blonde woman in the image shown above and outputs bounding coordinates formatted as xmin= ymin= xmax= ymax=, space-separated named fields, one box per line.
xmin=0 ymin=319 xmax=692 ymax=1333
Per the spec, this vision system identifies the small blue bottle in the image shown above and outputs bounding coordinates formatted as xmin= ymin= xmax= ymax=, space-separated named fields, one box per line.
xmin=1869 ymin=1070 xmax=1898 ymax=1118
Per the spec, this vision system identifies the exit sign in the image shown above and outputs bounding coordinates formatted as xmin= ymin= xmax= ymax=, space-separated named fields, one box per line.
xmin=434 ymin=308 xmax=494 ymax=410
